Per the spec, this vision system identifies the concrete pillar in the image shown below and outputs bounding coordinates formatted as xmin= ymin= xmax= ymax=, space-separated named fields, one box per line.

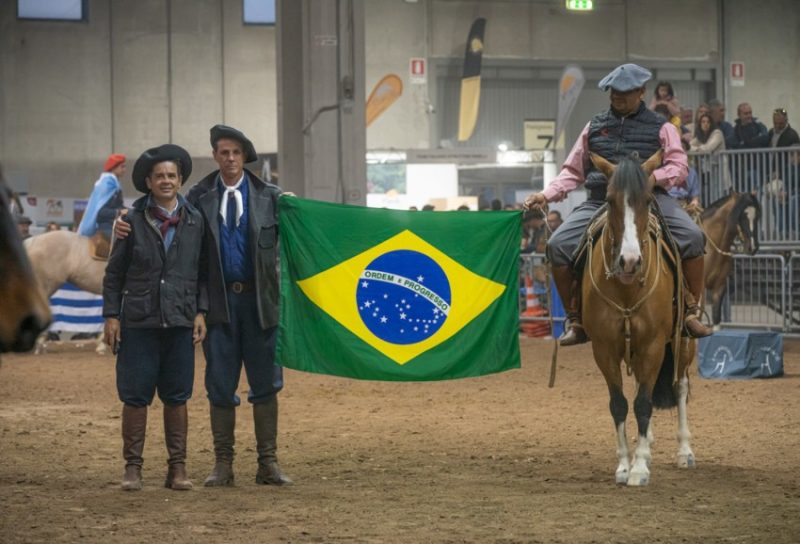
xmin=277 ymin=0 xmax=366 ymax=204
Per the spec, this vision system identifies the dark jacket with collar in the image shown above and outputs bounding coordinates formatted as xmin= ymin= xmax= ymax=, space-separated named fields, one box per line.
xmin=732 ymin=118 xmax=768 ymax=149
xmin=765 ymin=125 xmax=800 ymax=148
xmin=186 ymin=169 xmax=281 ymax=330
xmin=103 ymin=195 xmax=209 ymax=328
xmin=585 ymin=101 xmax=666 ymax=200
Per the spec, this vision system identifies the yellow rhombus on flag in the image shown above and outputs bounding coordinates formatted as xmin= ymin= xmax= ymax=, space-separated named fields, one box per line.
xmin=297 ymin=230 xmax=505 ymax=365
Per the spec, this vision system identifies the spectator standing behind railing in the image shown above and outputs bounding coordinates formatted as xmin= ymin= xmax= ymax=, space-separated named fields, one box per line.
xmin=683 ymin=103 xmax=708 ymax=146
xmin=763 ymin=110 xmax=800 ymax=238
xmin=708 ymin=99 xmax=736 ymax=150
xmin=691 ymin=113 xmax=731 ymax=201
xmin=731 ymin=103 xmax=768 ymax=149
xmin=730 ymin=103 xmax=769 ymax=190
xmin=648 ymin=81 xmax=681 ymax=117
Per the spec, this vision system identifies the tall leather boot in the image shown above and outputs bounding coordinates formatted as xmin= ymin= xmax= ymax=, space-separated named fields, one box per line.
xmin=163 ymin=404 xmax=193 ymax=490
xmin=682 ymin=256 xmax=713 ymax=338
xmin=204 ymin=404 xmax=236 ymax=487
xmin=121 ymin=404 xmax=147 ymax=491
xmin=254 ymin=397 xmax=293 ymax=486
xmin=552 ymin=264 xmax=587 ymax=346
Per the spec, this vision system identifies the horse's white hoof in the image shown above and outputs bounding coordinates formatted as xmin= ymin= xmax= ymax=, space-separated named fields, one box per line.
xmin=627 ymin=471 xmax=650 ymax=486
xmin=615 ymin=468 xmax=629 ymax=484
xmin=96 ymin=343 xmax=108 ymax=355
xmin=677 ymin=453 xmax=695 ymax=468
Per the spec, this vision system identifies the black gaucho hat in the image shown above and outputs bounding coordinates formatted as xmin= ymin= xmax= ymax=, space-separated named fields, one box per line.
xmin=132 ymin=144 xmax=193 ymax=193
xmin=210 ymin=124 xmax=258 ymax=163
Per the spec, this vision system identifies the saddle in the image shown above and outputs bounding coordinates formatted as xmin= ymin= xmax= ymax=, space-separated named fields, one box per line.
xmin=88 ymin=232 xmax=111 ymax=261
xmin=571 ymin=200 xmax=680 ymax=275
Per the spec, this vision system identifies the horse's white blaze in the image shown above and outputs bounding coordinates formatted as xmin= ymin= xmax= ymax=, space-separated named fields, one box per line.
xmin=620 ymin=199 xmax=641 ymax=271
xmin=676 ymin=375 xmax=695 ymax=468
xmin=745 ymin=206 xmax=756 ymax=236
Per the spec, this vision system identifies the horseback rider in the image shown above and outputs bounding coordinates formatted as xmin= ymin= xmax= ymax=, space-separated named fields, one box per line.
xmin=78 ymin=154 xmax=127 ymax=256
xmin=524 ymin=63 xmax=713 ymax=345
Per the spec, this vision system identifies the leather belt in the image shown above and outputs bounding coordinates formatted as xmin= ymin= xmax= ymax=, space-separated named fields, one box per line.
xmin=226 ymin=281 xmax=254 ymax=294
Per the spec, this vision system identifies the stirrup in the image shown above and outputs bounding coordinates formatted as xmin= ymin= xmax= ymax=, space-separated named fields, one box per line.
xmin=683 ymin=313 xmax=713 ymax=338
xmin=559 ymin=319 xmax=588 ymax=346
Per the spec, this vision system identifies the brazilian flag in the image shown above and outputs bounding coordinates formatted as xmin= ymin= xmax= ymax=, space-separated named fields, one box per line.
xmin=277 ymin=198 xmax=521 ymax=381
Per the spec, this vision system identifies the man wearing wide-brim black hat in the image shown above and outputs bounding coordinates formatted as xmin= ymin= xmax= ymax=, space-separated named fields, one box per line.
xmin=115 ymin=126 xmax=293 ymax=488
xmin=104 ymin=143 xmax=209 ymax=492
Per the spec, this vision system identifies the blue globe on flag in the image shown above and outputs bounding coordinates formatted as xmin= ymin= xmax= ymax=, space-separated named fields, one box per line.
xmin=356 ymin=250 xmax=451 ymax=345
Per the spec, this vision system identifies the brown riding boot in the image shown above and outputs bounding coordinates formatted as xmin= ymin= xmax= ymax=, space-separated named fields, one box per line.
xmin=254 ymin=397 xmax=293 ymax=486
xmin=163 ymin=404 xmax=193 ymax=490
xmin=204 ymin=404 xmax=236 ymax=487
xmin=552 ymin=264 xmax=588 ymax=346
xmin=682 ymin=256 xmax=713 ymax=338
xmin=121 ymin=404 xmax=147 ymax=491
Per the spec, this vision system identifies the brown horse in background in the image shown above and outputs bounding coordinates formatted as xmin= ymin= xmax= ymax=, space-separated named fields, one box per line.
xmin=0 ymin=181 xmax=51 ymax=353
xmin=700 ymin=192 xmax=761 ymax=327
xmin=583 ymin=151 xmax=696 ymax=486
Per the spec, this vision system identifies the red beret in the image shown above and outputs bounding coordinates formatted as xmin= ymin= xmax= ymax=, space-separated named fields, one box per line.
xmin=103 ymin=153 xmax=126 ymax=172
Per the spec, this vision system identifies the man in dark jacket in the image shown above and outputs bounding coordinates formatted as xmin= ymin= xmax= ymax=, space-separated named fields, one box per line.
xmin=103 ymin=144 xmax=208 ymax=492
xmin=115 ymin=125 xmax=292 ymax=488
xmin=766 ymin=108 xmax=800 ymax=149
xmin=731 ymin=103 xmax=768 ymax=149
xmin=524 ymin=63 xmax=712 ymax=346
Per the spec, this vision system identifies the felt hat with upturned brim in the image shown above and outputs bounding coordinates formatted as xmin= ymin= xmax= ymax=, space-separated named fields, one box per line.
xmin=132 ymin=144 xmax=192 ymax=193
xmin=210 ymin=124 xmax=258 ymax=163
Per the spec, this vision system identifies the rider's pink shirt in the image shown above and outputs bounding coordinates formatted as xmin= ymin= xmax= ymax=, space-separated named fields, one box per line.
xmin=542 ymin=121 xmax=689 ymax=203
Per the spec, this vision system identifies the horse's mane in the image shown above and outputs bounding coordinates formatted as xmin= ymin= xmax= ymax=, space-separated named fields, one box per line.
xmin=700 ymin=192 xmax=761 ymax=223
xmin=700 ymin=194 xmax=735 ymax=219
xmin=609 ymin=155 xmax=649 ymax=208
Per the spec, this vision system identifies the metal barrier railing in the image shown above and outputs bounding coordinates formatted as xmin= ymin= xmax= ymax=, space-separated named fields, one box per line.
xmin=688 ymin=147 xmax=800 ymax=247
xmin=518 ymin=253 xmax=565 ymax=332
xmin=717 ymin=253 xmax=787 ymax=332
xmin=520 ymin=250 xmax=800 ymax=335
xmin=788 ymin=254 xmax=800 ymax=333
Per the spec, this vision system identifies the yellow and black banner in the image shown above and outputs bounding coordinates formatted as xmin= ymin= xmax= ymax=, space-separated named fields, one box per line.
xmin=457 ymin=17 xmax=486 ymax=142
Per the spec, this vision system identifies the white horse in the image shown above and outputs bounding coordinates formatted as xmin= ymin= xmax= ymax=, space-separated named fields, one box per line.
xmin=24 ymin=230 xmax=108 ymax=354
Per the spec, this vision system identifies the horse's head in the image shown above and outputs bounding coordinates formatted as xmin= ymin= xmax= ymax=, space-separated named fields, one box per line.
xmin=591 ymin=150 xmax=662 ymax=284
xmin=0 ymin=180 xmax=51 ymax=352
xmin=731 ymin=191 xmax=761 ymax=255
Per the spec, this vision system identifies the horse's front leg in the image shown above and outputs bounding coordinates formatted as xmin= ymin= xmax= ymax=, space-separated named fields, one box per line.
xmin=607 ymin=383 xmax=630 ymax=484
xmin=627 ymin=383 xmax=653 ymax=486
xmin=594 ymin=343 xmax=630 ymax=484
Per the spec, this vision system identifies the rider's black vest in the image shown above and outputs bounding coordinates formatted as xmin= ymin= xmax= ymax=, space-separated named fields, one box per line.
xmin=585 ymin=102 xmax=666 ymax=200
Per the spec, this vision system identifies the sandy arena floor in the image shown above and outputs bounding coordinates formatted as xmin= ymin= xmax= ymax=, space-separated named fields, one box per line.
xmin=1 ymin=336 xmax=799 ymax=543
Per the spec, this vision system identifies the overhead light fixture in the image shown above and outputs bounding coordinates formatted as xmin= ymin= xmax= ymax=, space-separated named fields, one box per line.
xmin=566 ymin=0 xmax=594 ymax=11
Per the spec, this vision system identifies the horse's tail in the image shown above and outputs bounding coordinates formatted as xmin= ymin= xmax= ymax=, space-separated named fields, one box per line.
xmin=652 ymin=343 xmax=678 ymax=409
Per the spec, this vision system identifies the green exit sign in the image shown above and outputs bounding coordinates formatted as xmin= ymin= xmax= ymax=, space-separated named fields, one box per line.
xmin=566 ymin=0 xmax=594 ymax=10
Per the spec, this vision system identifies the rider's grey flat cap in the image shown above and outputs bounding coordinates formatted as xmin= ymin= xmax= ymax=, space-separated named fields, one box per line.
xmin=598 ymin=63 xmax=652 ymax=92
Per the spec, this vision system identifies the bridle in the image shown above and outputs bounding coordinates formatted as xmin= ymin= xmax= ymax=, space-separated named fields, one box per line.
xmin=587 ymin=212 xmax=666 ymax=375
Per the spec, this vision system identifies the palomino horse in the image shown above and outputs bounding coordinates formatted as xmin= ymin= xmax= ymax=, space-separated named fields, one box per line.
xmin=24 ymin=230 xmax=107 ymax=353
xmin=583 ymin=152 xmax=696 ymax=486
xmin=0 ymin=181 xmax=51 ymax=352
xmin=699 ymin=192 xmax=760 ymax=327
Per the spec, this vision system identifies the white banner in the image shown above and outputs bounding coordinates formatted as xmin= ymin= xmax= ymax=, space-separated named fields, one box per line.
xmin=555 ymin=65 xmax=585 ymax=147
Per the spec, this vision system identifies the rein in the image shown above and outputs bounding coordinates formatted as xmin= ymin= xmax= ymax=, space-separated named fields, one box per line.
xmin=587 ymin=219 xmax=663 ymax=376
